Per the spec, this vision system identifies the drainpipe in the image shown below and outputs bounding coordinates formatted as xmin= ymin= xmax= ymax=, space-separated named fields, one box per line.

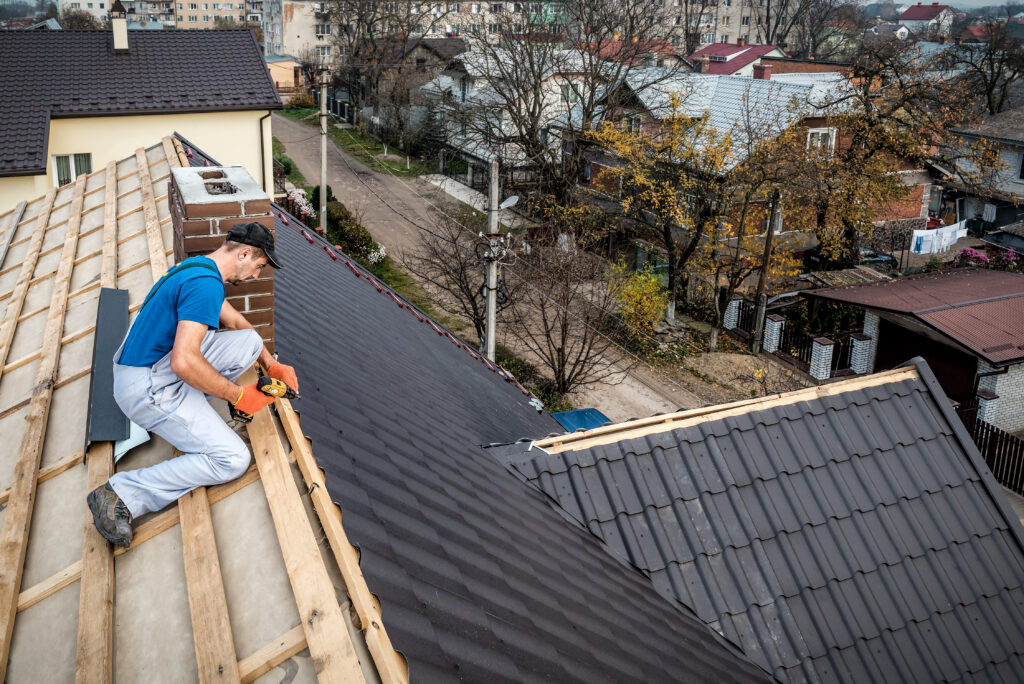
xmin=258 ymin=110 xmax=272 ymax=197
xmin=973 ymin=365 xmax=1007 ymax=398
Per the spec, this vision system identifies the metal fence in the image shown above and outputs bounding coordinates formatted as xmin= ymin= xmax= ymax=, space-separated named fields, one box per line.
xmin=775 ymin=324 xmax=815 ymax=372
xmin=957 ymin=408 xmax=1024 ymax=496
xmin=732 ymin=299 xmax=757 ymax=339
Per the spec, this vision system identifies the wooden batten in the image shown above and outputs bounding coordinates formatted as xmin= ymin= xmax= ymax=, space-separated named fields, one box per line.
xmin=276 ymin=398 xmax=410 ymax=684
xmin=244 ymin=384 xmax=366 ymax=684
xmin=179 ymin=485 xmax=241 ymax=683
xmin=135 ymin=147 xmax=169 ymax=283
xmin=0 ymin=176 xmax=87 ymax=679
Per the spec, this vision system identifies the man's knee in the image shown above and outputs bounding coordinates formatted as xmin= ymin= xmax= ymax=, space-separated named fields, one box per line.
xmin=213 ymin=443 xmax=252 ymax=482
xmin=242 ymin=329 xmax=262 ymax=364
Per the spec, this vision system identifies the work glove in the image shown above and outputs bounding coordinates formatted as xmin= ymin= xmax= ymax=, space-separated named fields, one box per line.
xmin=266 ymin=361 xmax=299 ymax=394
xmin=230 ymin=382 xmax=275 ymax=423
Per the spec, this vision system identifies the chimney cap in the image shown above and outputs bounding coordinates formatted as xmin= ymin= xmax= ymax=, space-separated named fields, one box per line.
xmin=110 ymin=0 xmax=126 ymax=15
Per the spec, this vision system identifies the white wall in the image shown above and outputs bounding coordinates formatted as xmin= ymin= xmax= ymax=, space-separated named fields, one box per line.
xmin=978 ymin=360 xmax=1024 ymax=433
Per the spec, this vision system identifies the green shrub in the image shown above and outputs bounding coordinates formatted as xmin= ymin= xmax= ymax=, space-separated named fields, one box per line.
xmin=310 ymin=185 xmax=337 ymax=208
xmin=273 ymin=154 xmax=293 ymax=177
xmin=325 ymin=201 xmax=376 ymax=258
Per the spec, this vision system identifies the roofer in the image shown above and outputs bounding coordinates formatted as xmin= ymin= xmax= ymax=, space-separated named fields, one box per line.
xmin=87 ymin=222 xmax=298 ymax=548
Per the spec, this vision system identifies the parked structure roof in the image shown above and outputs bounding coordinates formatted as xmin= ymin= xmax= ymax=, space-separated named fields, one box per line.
xmin=0 ymin=30 xmax=281 ymax=177
xmin=496 ymin=363 xmax=1024 ymax=682
xmin=805 ymin=269 xmax=1024 ymax=365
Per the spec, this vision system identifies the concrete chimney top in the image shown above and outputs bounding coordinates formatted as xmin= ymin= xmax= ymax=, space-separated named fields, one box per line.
xmin=170 ymin=166 xmax=269 ymax=218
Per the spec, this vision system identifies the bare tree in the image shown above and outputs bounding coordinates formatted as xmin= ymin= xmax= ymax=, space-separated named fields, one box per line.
xmin=400 ymin=206 xmax=518 ymax=346
xmin=326 ymin=0 xmax=454 ymax=126
xmin=59 ymin=8 xmax=103 ymax=28
xmin=943 ymin=15 xmax=1024 ymax=115
xmin=788 ymin=0 xmax=858 ymax=59
xmin=656 ymin=0 xmax=717 ymax=57
xmin=744 ymin=0 xmax=808 ymax=48
xmin=441 ymin=0 xmax=683 ymax=204
xmin=505 ymin=240 xmax=622 ymax=397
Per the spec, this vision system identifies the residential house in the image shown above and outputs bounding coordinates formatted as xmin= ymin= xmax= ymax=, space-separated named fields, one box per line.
xmin=57 ymin=0 xmax=112 ymax=23
xmin=265 ymin=53 xmax=304 ymax=93
xmin=897 ymin=2 xmax=955 ymax=38
xmin=0 ymin=24 xmax=281 ymax=214
xmin=274 ymin=0 xmax=332 ymax=63
xmin=866 ymin=22 xmax=913 ymax=40
xmin=496 ymin=359 xmax=1024 ymax=682
xmin=687 ymin=40 xmax=787 ymax=77
xmin=948 ymin=105 xmax=1024 ymax=231
xmin=581 ymin=39 xmax=685 ymax=69
xmin=803 ymin=269 xmax=1024 ymax=433
xmin=0 ymin=135 xmax=769 ymax=682
xmin=421 ymin=46 xmax=591 ymax=187
xmin=357 ymin=37 xmax=467 ymax=135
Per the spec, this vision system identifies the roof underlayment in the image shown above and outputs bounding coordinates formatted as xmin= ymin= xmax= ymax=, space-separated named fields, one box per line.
xmin=0 ymin=139 xmax=397 ymax=683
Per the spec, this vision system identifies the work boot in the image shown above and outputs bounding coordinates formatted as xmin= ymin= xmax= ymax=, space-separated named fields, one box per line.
xmin=87 ymin=483 xmax=133 ymax=548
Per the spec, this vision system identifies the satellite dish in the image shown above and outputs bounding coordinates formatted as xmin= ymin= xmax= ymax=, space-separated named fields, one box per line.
xmin=499 ymin=195 xmax=519 ymax=210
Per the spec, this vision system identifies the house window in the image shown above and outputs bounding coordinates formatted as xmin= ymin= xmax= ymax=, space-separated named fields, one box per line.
xmin=177 ymin=14 xmax=183 ymax=19
xmin=213 ymin=2 xmax=219 ymax=7
xmin=720 ymin=34 xmax=729 ymax=42
xmin=488 ymin=22 xmax=500 ymax=31
xmin=512 ymin=2 xmax=521 ymax=12
xmin=720 ymin=15 xmax=728 ymax=25
xmin=315 ymin=23 xmax=330 ymax=35
xmin=741 ymin=15 xmax=749 ymax=25
xmin=627 ymin=115 xmax=643 ymax=133
xmin=188 ymin=3 xmax=197 ymax=9
xmin=471 ymin=2 xmax=482 ymax=12
xmin=87 ymin=3 xmax=93 ymax=8
xmin=700 ymin=32 xmax=714 ymax=44
xmin=560 ymin=82 xmax=579 ymax=105
xmin=188 ymin=14 xmax=197 ymax=20
xmin=448 ymin=2 xmax=459 ymax=10
xmin=203 ymin=14 xmax=210 ymax=20
xmin=53 ymin=154 xmax=91 ymax=187
xmin=415 ymin=57 xmax=427 ymax=71
xmin=490 ymin=2 xmax=502 ymax=11
xmin=807 ymin=128 xmax=836 ymax=154
xmin=460 ymin=77 xmax=468 ymax=101
xmin=317 ymin=46 xmax=332 ymax=57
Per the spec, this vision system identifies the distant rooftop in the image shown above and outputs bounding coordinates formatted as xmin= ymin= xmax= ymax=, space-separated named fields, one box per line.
xmin=0 ymin=30 xmax=280 ymax=177
xmin=687 ymin=43 xmax=784 ymax=75
xmin=899 ymin=2 xmax=950 ymax=20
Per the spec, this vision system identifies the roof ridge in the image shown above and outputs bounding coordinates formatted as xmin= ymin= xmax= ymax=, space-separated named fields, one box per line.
xmin=532 ymin=366 xmax=918 ymax=453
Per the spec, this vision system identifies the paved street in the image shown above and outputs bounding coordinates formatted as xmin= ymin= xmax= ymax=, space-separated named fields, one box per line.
xmin=272 ymin=111 xmax=698 ymax=419
xmin=272 ymin=112 xmax=439 ymax=257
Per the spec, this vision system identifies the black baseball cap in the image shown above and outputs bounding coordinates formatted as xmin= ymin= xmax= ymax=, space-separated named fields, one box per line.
xmin=226 ymin=222 xmax=283 ymax=269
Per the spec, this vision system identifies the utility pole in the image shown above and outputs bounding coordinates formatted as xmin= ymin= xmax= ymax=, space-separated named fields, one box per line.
xmin=319 ymin=66 xmax=329 ymax=234
xmin=484 ymin=159 xmax=501 ymax=362
xmin=751 ymin=189 xmax=781 ymax=355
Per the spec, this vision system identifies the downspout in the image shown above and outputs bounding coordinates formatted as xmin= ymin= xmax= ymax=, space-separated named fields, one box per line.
xmin=259 ymin=110 xmax=272 ymax=196
xmin=973 ymin=364 xmax=1008 ymax=398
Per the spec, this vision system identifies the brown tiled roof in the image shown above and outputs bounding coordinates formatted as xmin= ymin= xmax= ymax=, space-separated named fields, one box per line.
xmin=0 ymin=29 xmax=281 ymax=176
xmin=806 ymin=269 xmax=1024 ymax=364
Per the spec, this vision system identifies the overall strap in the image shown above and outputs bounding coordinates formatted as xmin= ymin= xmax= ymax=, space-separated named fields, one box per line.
xmin=140 ymin=260 xmax=221 ymax=312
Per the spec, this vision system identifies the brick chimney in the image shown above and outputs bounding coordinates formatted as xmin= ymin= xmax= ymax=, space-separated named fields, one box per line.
xmin=753 ymin=62 xmax=772 ymax=79
xmin=737 ymin=37 xmax=746 ymax=47
xmin=169 ymin=166 xmax=277 ymax=353
xmin=698 ymin=56 xmax=711 ymax=73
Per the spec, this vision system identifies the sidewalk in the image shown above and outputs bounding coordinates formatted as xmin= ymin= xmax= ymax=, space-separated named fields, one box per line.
xmin=422 ymin=175 xmax=534 ymax=230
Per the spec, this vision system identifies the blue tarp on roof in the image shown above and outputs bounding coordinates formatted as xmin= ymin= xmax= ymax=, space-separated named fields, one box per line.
xmin=551 ymin=408 xmax=612 ymax=432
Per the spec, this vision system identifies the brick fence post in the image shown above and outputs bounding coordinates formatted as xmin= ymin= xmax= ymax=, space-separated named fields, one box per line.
xmin=723 ymin=297 xmax=741 ymax=330
xmin=862 ymin=311 xmax=880 ymax=374
xmin=763 ymin=314 xmax=785 ymax=353
xmin=850 ymin=333 xmax=872 ymax=374
xmin=809 ymin=337 xmax=835 ymax=381
xmin=977 ymin=389 xmax=999 ymax=424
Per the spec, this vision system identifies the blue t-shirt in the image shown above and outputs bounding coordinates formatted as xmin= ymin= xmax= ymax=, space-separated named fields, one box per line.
xmin=118 ymin=256 xmax=225 ymax=367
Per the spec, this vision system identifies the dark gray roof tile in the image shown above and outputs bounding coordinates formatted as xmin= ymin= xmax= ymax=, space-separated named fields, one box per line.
xmin=0 ymin=31 xmax=280 ymax=175
xmin=510 ymin=365 xmax=1024 ymax=682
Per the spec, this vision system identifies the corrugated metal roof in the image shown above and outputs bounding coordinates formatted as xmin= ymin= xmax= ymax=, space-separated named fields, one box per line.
xmin=500 ymin=364 xmax=1024 ymax=682
xmin=805 ymin=269 xmax=1024 ymax=365
xmin=0 ymin=30 xmax=281 ymax=176
xmin=266 ymin=209 xmax=768 ymax=682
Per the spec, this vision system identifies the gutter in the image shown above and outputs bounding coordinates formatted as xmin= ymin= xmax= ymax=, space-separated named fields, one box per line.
xmin=259 ymin=110 xmax=272 ymax=192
